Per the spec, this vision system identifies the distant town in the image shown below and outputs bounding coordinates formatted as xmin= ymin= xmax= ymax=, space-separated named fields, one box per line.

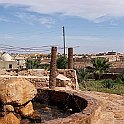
xmin=0 ymin=50 xmax=124 ymax=74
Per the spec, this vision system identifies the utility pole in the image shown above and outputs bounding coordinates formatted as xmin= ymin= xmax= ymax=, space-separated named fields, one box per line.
xmin=62 ymin=26 xmax=66 ymax=57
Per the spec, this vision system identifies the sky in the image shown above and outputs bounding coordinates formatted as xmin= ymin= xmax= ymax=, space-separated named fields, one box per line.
xmin=0 ymin=0 xmax=124 ymax=54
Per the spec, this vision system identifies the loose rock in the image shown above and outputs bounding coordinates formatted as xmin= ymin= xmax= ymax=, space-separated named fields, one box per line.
xmin=0 ymin=78 xmax=37 ymax=105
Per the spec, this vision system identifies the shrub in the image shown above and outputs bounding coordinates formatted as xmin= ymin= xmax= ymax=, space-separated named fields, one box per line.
xmin=101 ymin=79 xmax=115 ymax=89
xmin=57 ymin=55 xmax=68 ymax=69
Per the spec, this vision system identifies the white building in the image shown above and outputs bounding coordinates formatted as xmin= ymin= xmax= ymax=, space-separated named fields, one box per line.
xmin=0 ymin=52 xmax=18 ymax=70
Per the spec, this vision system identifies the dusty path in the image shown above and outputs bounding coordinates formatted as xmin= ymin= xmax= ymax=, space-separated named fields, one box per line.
xmin=82 ymin=91 xmax=124 ymax=124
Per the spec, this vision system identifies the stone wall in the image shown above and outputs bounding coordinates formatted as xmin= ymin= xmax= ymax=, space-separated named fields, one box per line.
xmin=34 ymin=89 xmax=101 ymax=124
xmin=56 ymin=69 xmax=79 ymax=90
xmin=18 ymin=69 xmax=79 ymax=90
xmin=0 ymin=69 xmax=79 ymax=90
xmin=18 ymin=69 xmax=48 ymax=76
xmin=26 ymin=77 xmax=49 ymax=89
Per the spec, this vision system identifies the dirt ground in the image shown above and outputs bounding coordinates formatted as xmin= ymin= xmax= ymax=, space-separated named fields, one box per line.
xmin=82 ymin=91 xmax=124 ymax=124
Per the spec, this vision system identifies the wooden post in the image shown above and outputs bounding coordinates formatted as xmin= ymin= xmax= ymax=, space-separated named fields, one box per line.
xmin=49 ymin=47 xmax=57 ymax=89
xmin=68 ymin=47 xmax=73 ymax=69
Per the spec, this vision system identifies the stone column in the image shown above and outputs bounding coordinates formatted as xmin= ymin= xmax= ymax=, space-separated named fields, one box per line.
xmin=68 ymin=47 xmax=73 ymax=69
xmin=49 ymin=47 xmax=57 ymax=89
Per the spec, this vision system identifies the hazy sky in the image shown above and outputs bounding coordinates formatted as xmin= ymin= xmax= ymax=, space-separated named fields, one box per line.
xmin=0 ymin=0 xmax=124 ymax=54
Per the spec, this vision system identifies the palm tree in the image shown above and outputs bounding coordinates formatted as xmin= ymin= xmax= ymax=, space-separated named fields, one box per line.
xmin=76 ymin=68 xmax=88 ymax=83
xmin=91 ymin=57 xmax=111 ymax=79
xmin=76 ymin=68 xmax=92 ymax=90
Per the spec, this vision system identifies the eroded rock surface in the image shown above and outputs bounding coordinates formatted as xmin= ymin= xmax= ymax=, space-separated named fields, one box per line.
xmin=0 ymin=77 xmax=37 ymax=124
xmin=4 ymin=105 xmax=14 ymax=112
xmin=0 ymin=113 xmax=20 ymax=124
xmin=82 ymin=91 xmax=124 ymax=124
xmin=16 ymin=101 xmax=34 ymax=117
xmin=0 ymin=78 xmax=37 ymax=105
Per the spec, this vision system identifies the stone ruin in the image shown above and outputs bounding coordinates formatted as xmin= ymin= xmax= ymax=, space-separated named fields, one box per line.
xmin=0 ymin=78 xmax=37 ymax=124
xmin=0 ymin=47 xmax=101 ymax=124
xmin=0 ymin=77 xmax=101 ymax=124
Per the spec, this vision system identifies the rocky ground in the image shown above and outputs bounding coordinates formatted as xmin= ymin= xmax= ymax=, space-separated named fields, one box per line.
xmin=82 ymin=91 xmax=124 ymax=124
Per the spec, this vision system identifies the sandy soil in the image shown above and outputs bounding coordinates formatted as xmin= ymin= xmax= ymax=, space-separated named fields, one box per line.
xmin=82 ymin=91 xmax=124 ymax=124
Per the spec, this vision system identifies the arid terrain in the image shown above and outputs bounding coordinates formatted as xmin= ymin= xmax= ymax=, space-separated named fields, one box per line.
xmin=82 ymin=91 xmax=124 ymax=124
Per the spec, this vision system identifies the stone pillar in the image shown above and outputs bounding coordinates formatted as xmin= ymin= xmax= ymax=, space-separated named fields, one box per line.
xmin=68 ymin=47 xmax=73 ymax=69
xmin=49 ymin=47 xmax=57 ymax=89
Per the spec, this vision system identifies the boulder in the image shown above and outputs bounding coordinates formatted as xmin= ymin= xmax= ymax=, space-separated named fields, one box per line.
xmin=0 ymin=78 xmax=37 ymax=105
xmin=56 ymin=74 xmax=72 ymax=87
xmin=4 ymin=105 xmax=14 ymax=112
xmin=16 ymin=101 xmax=34 ymax=117
xmin=0 ymin=113 xmax=20 ymax=124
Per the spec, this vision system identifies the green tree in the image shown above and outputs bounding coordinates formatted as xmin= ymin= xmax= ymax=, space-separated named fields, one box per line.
xmin=76 ymin=68 xmax=91 ymax=89
xmin=26 ymin=59 xmax=39 ymax=69
xmin=57 ymin=55 xmax=68 ymax=69
xmin=26 ymin=59 xmax=49 ymax=69
xmin=91 ymin=57 xmax=111 ymax=79
xmin=40 ymin=64 xmax=50 ymax=70
xmin=76 ymin=68 xmax=88 ymax=82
